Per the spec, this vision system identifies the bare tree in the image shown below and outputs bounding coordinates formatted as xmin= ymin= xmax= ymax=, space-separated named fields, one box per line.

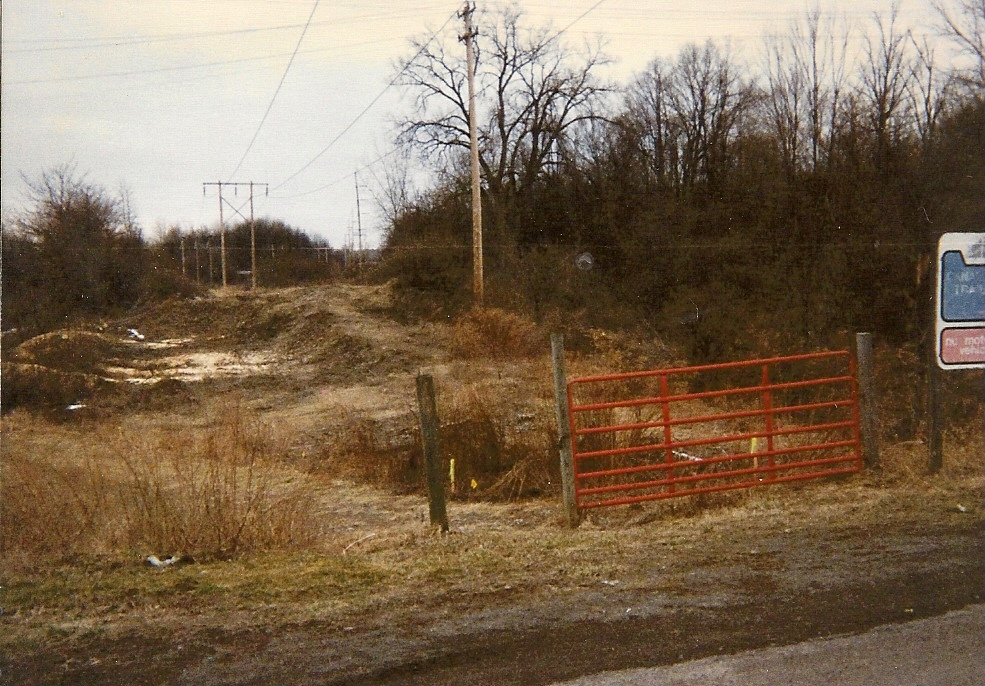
xmin=10 ymin=164 xmax=145 ymax=324
xmin=860 ymin=5 xmax=914 ymax=175
xmin=624 ymin=57 xmax=681 ymax=189
xmin=907 ymin=34 xmax=953 ymax=146
xmin=666 ymin=40 xmax=754 ymax=190
xmin=931 ymin=0 xmax=985 ymax=89
xmin=763 ymin=8 xmax=854 ymax=176
xmin=395 ymin=5 xmax=611 ymax=211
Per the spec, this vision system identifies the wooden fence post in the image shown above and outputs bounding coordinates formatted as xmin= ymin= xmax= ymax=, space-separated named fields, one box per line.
xmin=927 ymin=346 xmax=944 ymax=473
xmin=551 ymin=333 xmax=579 ymax=527
xmin=416 ymin=373 xmax=448 ymax=532
xmin=855 ymin=332 xmax=880 ymax=469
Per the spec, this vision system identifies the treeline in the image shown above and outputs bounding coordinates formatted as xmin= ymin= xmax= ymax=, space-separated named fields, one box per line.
xmin=380 ymin=5 xmax=985 ymax=361
xmin=154 ymin=219 xmax=340 ymax=289
xmin=1 ymin=167 xmax=340 ymax=337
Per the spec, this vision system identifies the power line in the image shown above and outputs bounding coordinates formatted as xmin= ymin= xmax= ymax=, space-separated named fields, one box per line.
xmin=272 ymin=150 xmax=397 ymax=199
xmin=553 ymin=0 xmax=608 ymax=40
xmin=227 ymin=0 xmax=321 ymax=180
xmin=4 ymin=6 xmax=451 ymax=51
xmin=5 ymin=50 xmax=299 ymax=86
xmin=269 ymin=2 xmax=606 ymax=197
xmin=3 ymin=20 xmax=332 ymax=53
xmin=270 ymin=8 xmax=460 ymax=192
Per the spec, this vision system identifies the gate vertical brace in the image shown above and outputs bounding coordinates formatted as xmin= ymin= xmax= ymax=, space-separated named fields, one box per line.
xmin=551 ymin=333 xmax=579 ymax=527
xmin=659 ymin=374 xmax=675 ymax=494
xmin=855 ymin=332 xmax=880 ymax=469
xmin=761 ymin=364 xmax=776 ymax=479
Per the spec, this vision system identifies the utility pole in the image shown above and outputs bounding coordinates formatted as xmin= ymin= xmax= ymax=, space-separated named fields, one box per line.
xmin=203 ymin=181 xmax=228 ymax=287
xmin=179 ymin=228 xmax=186 ymax=277
xmin=355 ymin=172 xmax=364 ymax=268
xmin=248 ymin=182 xmax=268 ymax=290
xmin=460 ymin=1 xmax=483 ymax=305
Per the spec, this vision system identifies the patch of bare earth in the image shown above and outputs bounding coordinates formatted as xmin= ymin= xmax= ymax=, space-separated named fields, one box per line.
xmin=1 ymin=282 xmax=982 ymax=686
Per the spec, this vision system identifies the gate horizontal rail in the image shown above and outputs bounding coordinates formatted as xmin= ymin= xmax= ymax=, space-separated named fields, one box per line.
xmin=566 ymin=350 xmax=862 ymax=509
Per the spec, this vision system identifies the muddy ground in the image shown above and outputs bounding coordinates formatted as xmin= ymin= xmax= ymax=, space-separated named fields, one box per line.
xmin=7 ymin=509 xmax=982 ymax=685
xmin=1 ymin=283 xmax=982 ymax=685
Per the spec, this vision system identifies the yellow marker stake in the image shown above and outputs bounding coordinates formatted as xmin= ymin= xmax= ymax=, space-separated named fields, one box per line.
xmin=449 ymin=458 xmax=455 ymax=490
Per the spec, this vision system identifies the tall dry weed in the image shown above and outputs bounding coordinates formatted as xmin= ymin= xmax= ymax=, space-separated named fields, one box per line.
xmin=1 ymin=402 xmax=321 ymax=564
xmin=450 ymin=307 xmax=543 ymax=359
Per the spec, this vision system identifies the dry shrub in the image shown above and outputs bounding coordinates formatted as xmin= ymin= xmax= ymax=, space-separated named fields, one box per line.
xmin=450 ymin=307 xmax=542 ymax=360
xmin=324 ymin=414 xmax=423 ymax=491
xmin=323 ymin=392 xmax=559 ymax=502
xmin=0 ymin=402 xmax=321 ymax=563
xmin=1 ymin=442 xmax=118 ymax=557
xmin=430 ymin=390 xmax=557 ymax=501
xmin=119 ymin=402 xmax=320 ymax=557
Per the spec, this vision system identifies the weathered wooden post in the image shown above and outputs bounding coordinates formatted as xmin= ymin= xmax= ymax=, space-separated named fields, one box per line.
xmin=416 ymin=373 xmax=448 ymax=532
xmin=927 ymin=343 xmax=944 ymax=473
xmin=855 ymin=332 xmax=880 ymax=469
xmin=551 ymin=333 xmax=579 ymax=527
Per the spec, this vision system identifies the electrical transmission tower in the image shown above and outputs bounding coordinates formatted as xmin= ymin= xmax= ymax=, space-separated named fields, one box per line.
xmin=202 ymin=181 xmax=268 ymax=289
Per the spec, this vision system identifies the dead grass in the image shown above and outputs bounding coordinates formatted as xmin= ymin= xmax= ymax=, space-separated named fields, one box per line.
xmin=1 ymin=400 xmax=322 ymax=565
xmin=1 ymin=283 xmax=981 ymax=674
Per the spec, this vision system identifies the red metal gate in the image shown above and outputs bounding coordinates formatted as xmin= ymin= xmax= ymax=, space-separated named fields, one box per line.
xmin=567 ymin=351 xmax=862 ymax=509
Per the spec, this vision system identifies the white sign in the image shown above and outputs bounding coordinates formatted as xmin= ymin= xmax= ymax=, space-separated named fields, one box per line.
xmin=936 ymin=232 xmax=985 ymax=370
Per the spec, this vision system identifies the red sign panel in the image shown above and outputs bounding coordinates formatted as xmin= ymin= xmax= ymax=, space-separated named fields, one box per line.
xmin=940 ymin=327 xmax=985 ymax=365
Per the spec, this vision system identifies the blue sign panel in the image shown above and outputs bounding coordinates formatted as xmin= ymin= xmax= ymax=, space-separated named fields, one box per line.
xmin=941 ymin=250 xmax=985 ymax=322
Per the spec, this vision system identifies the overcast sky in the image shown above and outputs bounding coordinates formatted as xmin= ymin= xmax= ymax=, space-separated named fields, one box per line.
xmin=1 ymin=1 xmax=947 ymax=249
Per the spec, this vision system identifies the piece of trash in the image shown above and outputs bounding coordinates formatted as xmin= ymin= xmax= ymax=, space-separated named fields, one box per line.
xmin=127 ymin=328 xmax=145 ymax=341
xmin=66 ymin=403 xmax=86 ymax=411
xmin=601 ymin=580 xmax=620 ymax=587
xmin=146 ymin=554 xmax=182 ymax=568
xmin=904 ymin=607 xmax=914 ymax=614
xmin=956 ymin=504 xmax=969 ymax=513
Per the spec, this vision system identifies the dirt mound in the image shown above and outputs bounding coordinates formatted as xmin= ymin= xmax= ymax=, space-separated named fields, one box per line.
xmin=124 ymin=293 xmax=267 ymax=345
xmin=11 ymin=330 xmax=132 ymax=375
xmin=1 ymin=362 xmax=115 ymax=412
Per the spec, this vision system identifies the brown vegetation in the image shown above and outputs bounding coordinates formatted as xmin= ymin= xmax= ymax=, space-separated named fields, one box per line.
xmin=0 ymin=281 xmax=980 ymax=685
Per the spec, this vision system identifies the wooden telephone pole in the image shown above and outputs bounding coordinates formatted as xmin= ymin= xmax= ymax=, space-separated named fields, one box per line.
xmin=460 ymin=1 xmax=483 ymax=304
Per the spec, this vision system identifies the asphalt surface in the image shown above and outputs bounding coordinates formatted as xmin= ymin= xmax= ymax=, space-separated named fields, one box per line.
xmin=550 ymin=604 xmax=985 ymax=686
